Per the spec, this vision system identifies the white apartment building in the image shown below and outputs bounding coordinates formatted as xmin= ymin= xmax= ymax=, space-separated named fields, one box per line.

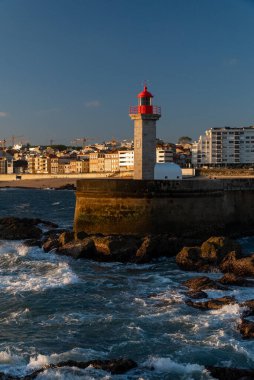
xmin=156 ymin=147 xmax=174 ymax=163
xmin=192 ymin=126 xmax=254 ymax=167
xmin=118 ymin=150 xmax=134 ymax=171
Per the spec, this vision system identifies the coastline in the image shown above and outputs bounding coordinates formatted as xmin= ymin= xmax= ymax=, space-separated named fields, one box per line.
xmin=0 ymin=177 xmax=78 ymax=189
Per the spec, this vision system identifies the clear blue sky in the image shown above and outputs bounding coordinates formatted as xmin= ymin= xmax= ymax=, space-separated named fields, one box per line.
xmin=0 ymin=0 xmax=254 ymax=145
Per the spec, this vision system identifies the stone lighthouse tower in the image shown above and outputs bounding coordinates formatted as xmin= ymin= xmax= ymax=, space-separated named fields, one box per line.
xmin=129 ymin=85 xmax=161 ymax=180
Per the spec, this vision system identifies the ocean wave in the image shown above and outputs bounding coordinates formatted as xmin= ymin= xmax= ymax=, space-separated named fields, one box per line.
xmin=143 ymin=356 xmax=210 ymax=379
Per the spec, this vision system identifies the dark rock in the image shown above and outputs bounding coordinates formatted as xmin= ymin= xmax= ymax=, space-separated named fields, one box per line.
xmin=58 ymin=231 xmax=75 ymax=246
xmin=55 ymin=183 xmax=76 ymax=190
xmin=57 ymin=238 xmax=96 ymax=259
xmin=42 ymin=234 xmax=60 ymax=252
xmin=218 ymin=273 xmax=254 ymax=287
xmin=200 ymin=236 xmax=241 ymax=264
xmin=38 ymin=219 xmax=58 ymax=229
xmin=220 ymin=253 xmax=254 ymax=277
xmin=0 ymin=358 xmax=137 ymax=379
xmin=76 ymin=231 xmax=88 ymax=240
xmin=186 ymin=290 xmax=208 ymax=299
xmin=186 ymin=296 xmax=236 ymax=310
xmin=92 ymin=235 xmax=141 ymax=262
xmin=240 ymin=300 xmax=254 ymax=317
xmin=206 ymin=365 xmax=254 ymax=380
xmin=238 ymin=318 xmax=254 ymax=339
xmin=0 ymin=217 xmax=42 ymax=240
xmin=182 ymin=276 xmax=226 ymax=291
xmin=176 ymin=246 xmax=203 ymax=271
xmin=23 ymin=239 xmax=41 ymax=247
xmin=135 ymin=235 xmax=180 ymax=263
xmin=176 ymin=236 xmax=242 ymax=272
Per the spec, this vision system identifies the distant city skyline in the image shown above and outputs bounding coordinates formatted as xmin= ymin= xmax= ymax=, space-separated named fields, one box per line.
xmin=0 ymin=0 xmax=254 ymax=145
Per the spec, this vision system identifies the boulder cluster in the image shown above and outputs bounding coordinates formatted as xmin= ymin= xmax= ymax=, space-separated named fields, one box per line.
xmin=42 ymin=231 xmax=186 ymax=263
xmin=176 ymin=236 xmax=254 ymax=277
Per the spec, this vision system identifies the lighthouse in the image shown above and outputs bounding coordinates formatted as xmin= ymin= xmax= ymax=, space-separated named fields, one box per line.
xmin=129 ymin=85 xmax=161 ymax=180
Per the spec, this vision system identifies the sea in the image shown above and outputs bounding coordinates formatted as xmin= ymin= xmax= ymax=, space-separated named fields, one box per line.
xmin=0 ymin=188 xmax=253 ymax=380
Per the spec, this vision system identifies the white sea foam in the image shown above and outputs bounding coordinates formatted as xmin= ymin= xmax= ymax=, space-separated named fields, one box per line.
xmin=210 ymin=303 xmax=241 ymax=316
xmin=144 ymin=356 xmax=209 ymax=378
xmin=0 ymin=260 xmax=79 ymax=294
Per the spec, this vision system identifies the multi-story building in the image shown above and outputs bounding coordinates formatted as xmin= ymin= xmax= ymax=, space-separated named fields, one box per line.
xmin=89 ymin=152 xmax=105 ymax=172
xmin=156 ymin=146 xmax=174 ymax=163
xmin=28 ymin=156 xmax=50 ymax=173
xmin=49 ymin=158 xmax=59 ymax=174
xmin=0 ymin=151 xmax=13 ymax=174
xmin=104 ymin=151 xmax=119 ymax=172
xmin=118 ymin=150 xmax=134 ymax=171
xmin=192 ymin=126 xmax=254 ymax=167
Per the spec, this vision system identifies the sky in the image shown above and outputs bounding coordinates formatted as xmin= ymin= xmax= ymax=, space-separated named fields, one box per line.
xmin=0 ymin=0 xmax=254 ymax=145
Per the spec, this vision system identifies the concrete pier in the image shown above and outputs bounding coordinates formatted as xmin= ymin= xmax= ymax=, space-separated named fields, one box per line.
xmin=74 ymin=178 xmax=254 ymax=236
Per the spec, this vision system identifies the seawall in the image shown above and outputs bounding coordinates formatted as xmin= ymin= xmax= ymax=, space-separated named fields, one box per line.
xmin=74 ymin=178 xmax=254 ymax=237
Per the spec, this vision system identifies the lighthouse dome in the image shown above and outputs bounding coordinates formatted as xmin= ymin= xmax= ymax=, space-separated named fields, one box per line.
xmin=137 ymin=86 xmax=154 ymax=98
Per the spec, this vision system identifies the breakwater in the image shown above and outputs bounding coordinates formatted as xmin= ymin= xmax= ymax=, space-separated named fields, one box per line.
xmin=74 ymin=178 xmax=254 ymax=237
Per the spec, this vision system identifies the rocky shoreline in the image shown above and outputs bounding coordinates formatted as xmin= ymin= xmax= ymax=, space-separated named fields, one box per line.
xmin=1 ymin=216 xmax=254 ymax=379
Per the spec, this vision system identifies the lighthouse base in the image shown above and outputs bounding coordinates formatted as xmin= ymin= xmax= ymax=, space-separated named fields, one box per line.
xmin=74 ymin=178 xmax=254 ymax=237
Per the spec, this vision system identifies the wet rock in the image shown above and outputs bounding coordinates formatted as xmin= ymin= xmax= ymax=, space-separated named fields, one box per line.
xmin=238 ymin=318 xmax=254 ymax=339
xmin=241 ymin=300 xmax=254 ymax=317
xmin=23 ymin=239 xmax=41 ymax=247
xmin=58 ymin=231 xmax=75 ymax=246
xmin=206 ymin=365 xmax=254 ymax=380
xmin=218 ymin=273 xmax=254 ymax=287
xmin=0 ymin=358 xmax=138 ymax=379
xmin=176 ymin=236 xmax=242 ymax=272
xmin=75 ymin=231 xmax=89 ymax=240
xmin=57 ymin=238 xmax=96 ymax=259
xmin=182 ymin=276 xmax=226 ymax=291
xmin=0 ymin=217 xmax=42 ymax=240
xmin=220 ymin=253 xmax=254 ymax=277
xmin=176 ymin=246 xmax=203 ymax=271
xmin=55 ymin=183 xmax=76 ymax=190
xmin=200 ymin=236 xmax=241 ymax=263
xmin=135 ymin=235 xmax=180 ymax=263
xmin=92 ymin=235 xmax=141 ymax=262
xmin=42 ymin=233 xmax=61 ymax=252
xmin=186 ymin=290 xmax=208 ymax=299
xmin=186 ymin=296 xmax=236 ymax=310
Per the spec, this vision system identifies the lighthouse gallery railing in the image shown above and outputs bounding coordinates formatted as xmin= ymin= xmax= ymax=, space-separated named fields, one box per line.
xmin=129 ymin=106 xmax=161 ymax=115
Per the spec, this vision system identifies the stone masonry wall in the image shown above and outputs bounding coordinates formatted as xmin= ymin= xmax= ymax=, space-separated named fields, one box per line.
xmin=74 ymin=179 xmax=254 ymax=237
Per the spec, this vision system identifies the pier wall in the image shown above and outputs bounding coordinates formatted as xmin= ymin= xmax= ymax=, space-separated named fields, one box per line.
xmin=74 ymin=179 xmax=254 ymax=236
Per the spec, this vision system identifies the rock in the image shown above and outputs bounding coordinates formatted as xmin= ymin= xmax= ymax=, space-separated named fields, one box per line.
xmin=23 ymin=239 xmax=41 ymax=247
xmin=92 ymin=235 xmax=140 ymax=262
xmin=238 ymin=318 xmax=254 ymax=339
xmin=241 ymin=300 xmax=254 ymax=317
xmin=176 ymin=246 xmax=203 ymax=271
xmin=218 ymin=273 xmax=254 ymax=287
xmin=200 ymin=236 xmax=241 ymax=264
xmin=42 ymin=233 xmax=61 ymax=252
xmin=55 ymin=183 xmax=76 ymax=190
xmin=0 ymin=217 xmax=42 ymax=240
xmin=206 ymin=365 xmax=254 ymax=380
xmin=76 ymin=231 xmax=88 ymax=240
xmin=176 ymin=236 xmax=242 ymax=272
xmin=135 ymin=235 xmax=180 ymax=263
xmin=220 ymin=253 xmax=254 ymax=277
xmin=57 ymin=238 xmax=96 ymax=259
xmin=0 ymin=358 xmax=137 ymax=379
xmin=186 ymin=290 xmax=208 ymax=299
xmin=58 ymin=231 xmax=75 ymax=246
xmin=182 ymin=276 xmax=226 ymax=291
xmin=186 ymin=296 xmax=236 ymax=310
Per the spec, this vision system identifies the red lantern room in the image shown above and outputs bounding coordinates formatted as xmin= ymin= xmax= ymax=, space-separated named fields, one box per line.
xmin=137 ymin=86 xmax=153 ymax=114
xmin=129 ymin=85 xmax=161 ymax=116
